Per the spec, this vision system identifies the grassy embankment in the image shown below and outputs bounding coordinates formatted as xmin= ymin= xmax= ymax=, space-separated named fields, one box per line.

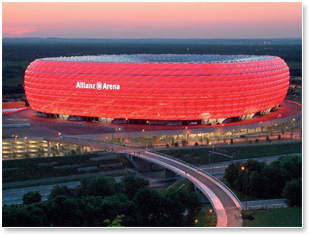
xmin=3 ymin=152 xmax=133 ymax=183
xmin=159 ymin=142 xmax=301 ymax=165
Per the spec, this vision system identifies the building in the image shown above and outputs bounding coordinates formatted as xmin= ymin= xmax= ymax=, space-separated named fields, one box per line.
xmin=24 ymin=54 xmax=289 ymax=125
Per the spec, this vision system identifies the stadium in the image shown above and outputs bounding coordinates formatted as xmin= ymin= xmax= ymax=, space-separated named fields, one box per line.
xmin=24 ymin=54 xmax=290 ymax=126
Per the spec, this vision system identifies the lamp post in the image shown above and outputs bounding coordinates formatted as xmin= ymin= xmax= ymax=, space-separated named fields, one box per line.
xmin=142 ymin=129 xmax=145 ymax=147
xmin=146 ymin=120 xmax=150 ymax=146
xmin=24 ymin=137 xmax=27 ymax=154
xmin=58 ymin=132 xmax=61 ymax=139
xmin=208 ymin=142 xmax=213 ymax=175
xmin=241 ymin=166 xmax=248 ymax=210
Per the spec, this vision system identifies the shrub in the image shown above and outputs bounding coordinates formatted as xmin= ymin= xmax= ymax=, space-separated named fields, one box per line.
xmin=194 ymin=142 xmax=199 ymax=146
xmin=266 ymin=136 xmax=271 ymax=142
xmin=23 ymin=191 xmax=42 ymax=205
xmin=282 ymin=178 xmax=302 ymax=207
xmin=181 ymin=140 xmax=188 ymax=147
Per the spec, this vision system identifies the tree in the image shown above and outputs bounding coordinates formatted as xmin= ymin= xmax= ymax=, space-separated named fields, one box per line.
xmin=178 ymin=190 xmax=203 ymax=226
xmin=249 ymin=171 xmax=268 ymax=198
xmin=133 ymin=187 xmax=163 ymax=226
xmin=23 ymin=191 xmax=42 ymax=205
xmin=79 ymin=176 xmax=115 ymax=197
xmin=3 ymin=203 xmax=48 ymax=227
xmin=282 ymin=178 xmax=302 ymax=207
xmin=161 ymin=189 xmax=186 ymax=226
xmin=81 ymin=196 xmax=105 ymax=226
xmin=280 ymin=157 xmax=299 ymax=182
xmin=104 ymin=215 xmax=125 ymax=227
xmin=47 ymin=196 xmax=84 ymax=227
xmin=262 ymin=162 xmax=285 ymax=198
xmin=117 ymin=175 xmax=149 ymax=199
xmin=224 ymin=162 xmax=241 ymax=187
xmin=49 ymin=185 xmax=72 ymax=200
xmin=101 ymin=194 xmax=135 ymax=226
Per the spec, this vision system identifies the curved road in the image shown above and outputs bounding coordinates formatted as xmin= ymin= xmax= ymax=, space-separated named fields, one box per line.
xmin=46 ymin=137 xmax=243 ymax=227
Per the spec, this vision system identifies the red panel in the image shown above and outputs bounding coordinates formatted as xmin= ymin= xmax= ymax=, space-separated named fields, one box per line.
xmin=24 ymin=56 xmax=290 ymax=120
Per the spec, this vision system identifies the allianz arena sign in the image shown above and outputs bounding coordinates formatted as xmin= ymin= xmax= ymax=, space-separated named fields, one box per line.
xmin=76 ymin=82 xmax=120 ymax=90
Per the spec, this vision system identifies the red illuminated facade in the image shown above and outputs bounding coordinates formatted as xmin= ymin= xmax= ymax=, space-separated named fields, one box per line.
xmin=24 ymin=55 xmax=290 ymax=121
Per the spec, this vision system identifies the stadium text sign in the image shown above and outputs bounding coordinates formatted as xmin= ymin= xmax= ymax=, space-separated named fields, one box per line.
xmin=76 ymin=82 xmax=120 ymax=90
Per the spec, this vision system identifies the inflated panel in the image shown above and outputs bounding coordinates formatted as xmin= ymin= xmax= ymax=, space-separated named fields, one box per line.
xmin=24 ymin=55 xmax=290 ymax=120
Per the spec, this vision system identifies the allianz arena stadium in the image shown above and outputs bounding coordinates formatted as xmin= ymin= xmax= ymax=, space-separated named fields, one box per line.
xmin=24 ymin=54 xmax=290 ymax=125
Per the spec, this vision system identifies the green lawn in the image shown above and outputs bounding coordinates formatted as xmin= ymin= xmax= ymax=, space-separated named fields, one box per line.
xmin=160 ymin=142 xmax=302 ymax=165
xmin=242 ymin=207 xmax=302 ymax=227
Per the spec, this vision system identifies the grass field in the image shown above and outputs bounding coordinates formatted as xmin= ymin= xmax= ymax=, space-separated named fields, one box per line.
xmin=242 ymin=207 xmax=302 ymax=227
xmin=160 ymin=142 xmax=302 ymax=165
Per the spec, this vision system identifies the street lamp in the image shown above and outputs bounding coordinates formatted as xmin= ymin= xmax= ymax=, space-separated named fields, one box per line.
xmin=146 ymin=121 xmax=151 ymax=146
xmin=208 ymin=142 xmax=214 ymax=175
xmin=142 ymin=129 xmax=145 ymax=147
xmin=24 ymin=137 xmax=27 ymax=154
xmin=58 ymin=132 xmax=61 ymax=139
xmin=241 ymin=166 xmax=248 ymax=210
xmin=15 ymin=135 xmax=18 ymax=140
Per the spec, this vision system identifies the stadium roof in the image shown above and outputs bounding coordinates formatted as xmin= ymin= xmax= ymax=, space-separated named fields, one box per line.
xmin=41 ymin=54 xmax=276 ymax=64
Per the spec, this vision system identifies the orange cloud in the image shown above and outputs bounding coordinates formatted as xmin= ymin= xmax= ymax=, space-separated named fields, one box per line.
xmin=3 ymin=26 xmax=36 ymax=37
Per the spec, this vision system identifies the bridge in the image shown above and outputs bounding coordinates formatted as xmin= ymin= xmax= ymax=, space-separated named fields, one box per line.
xmin=45 ymin=136 xmax=243 ymax=227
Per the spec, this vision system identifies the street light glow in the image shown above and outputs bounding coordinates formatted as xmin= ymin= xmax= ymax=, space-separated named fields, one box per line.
xmin=241 ymin=166 xmax=245 ymax=171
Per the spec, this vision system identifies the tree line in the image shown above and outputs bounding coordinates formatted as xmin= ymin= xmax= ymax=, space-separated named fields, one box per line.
xmin=224 ymin=156 xmax=302 ymax=206
xmin=3 ymin=175 xmax=203 ymax=227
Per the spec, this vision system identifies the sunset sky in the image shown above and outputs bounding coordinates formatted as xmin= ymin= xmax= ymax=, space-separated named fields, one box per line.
xmin=2 ymin=2 xmax=302 ymax=38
